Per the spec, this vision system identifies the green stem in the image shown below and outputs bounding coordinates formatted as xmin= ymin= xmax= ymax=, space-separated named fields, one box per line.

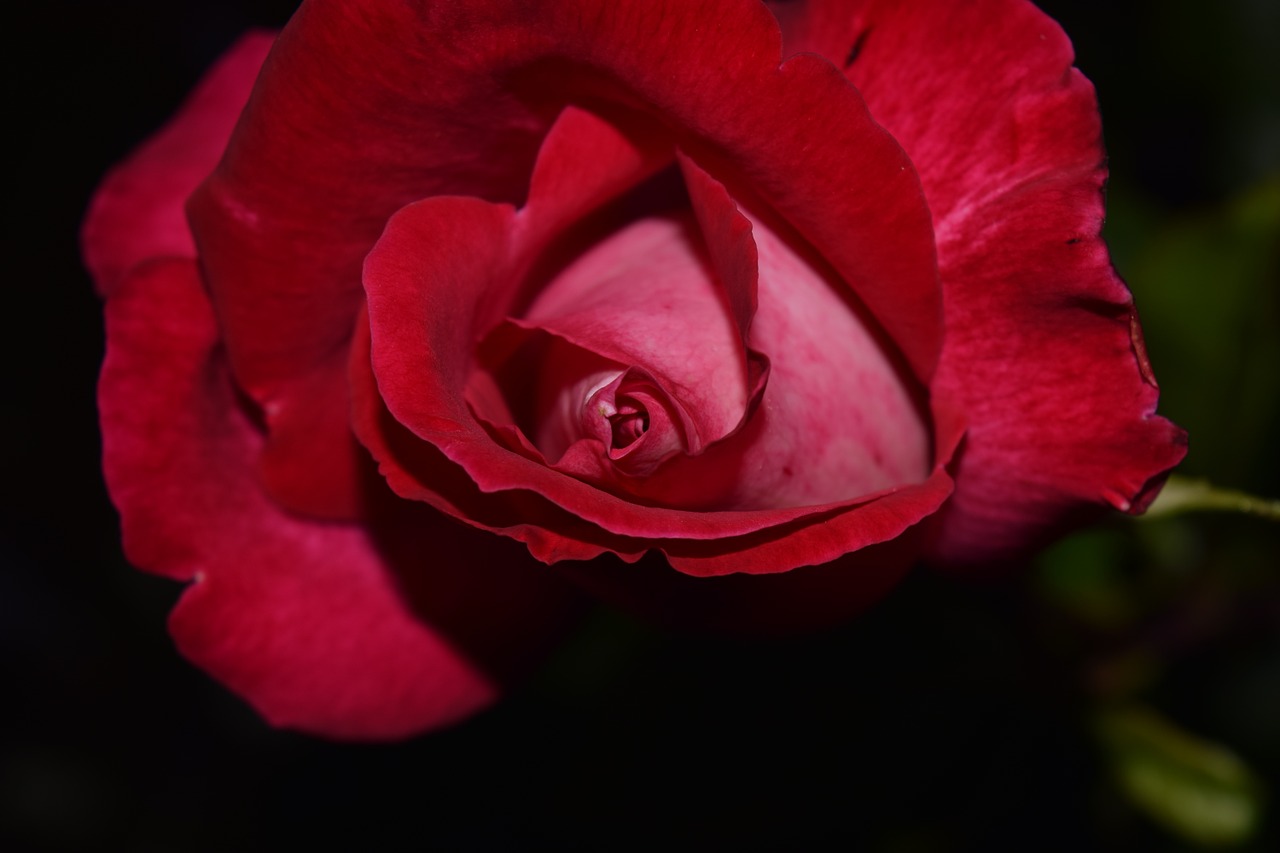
xmin=1143 ymin=475 xmax=1280 ymax=521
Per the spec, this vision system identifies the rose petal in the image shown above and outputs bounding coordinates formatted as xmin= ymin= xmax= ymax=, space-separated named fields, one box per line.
xmin=771 ymin=0 xmax=1100 ymax=230
xmin=924 ymin=182 xmax=1188 ymax=564
xmin=657 ymin=398 xmax=963 ymax=576
xmin=341 ymin=0 xmax=948 ymax=575
xmin=771 ymin=0 xmax=1186 ymax=563
xmin=517 ymin=105 xmax=674 ymax=271
xmin=469 ymin=146 xmax=774 ymax=498
xmin=81 ymin=31 xmax=274 ymax=296
xmin=100 ymin=259 xmax=580 ymax=739
xmin=678 ymin=156 xmax=761 ymax=343
xmin=256 ymin=357 xmax=368 ymax=520
xmin=676 ymin=157 xmax=932 ymax=508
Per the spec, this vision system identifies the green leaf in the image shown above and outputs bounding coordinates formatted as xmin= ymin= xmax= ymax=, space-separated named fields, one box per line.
xmin=1097 ymin=705 xmax=1265 ymax=847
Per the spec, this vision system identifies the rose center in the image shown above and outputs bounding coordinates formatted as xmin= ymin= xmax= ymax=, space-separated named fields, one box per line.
xmin=608 ymin=402 xmax=649 ymax=449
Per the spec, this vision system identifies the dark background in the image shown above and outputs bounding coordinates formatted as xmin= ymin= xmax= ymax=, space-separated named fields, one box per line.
xmin=4 ymin=1 xmax=1278 ymax=850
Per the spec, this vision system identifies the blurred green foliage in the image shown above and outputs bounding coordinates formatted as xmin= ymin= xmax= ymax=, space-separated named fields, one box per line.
xmin=1098 ymin=705 xmax=1265 ymax=847
xmin=1033 ymin=163 xmax=1280 ymax=846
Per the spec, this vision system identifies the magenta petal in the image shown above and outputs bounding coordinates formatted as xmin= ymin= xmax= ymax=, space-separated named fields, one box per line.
xmin=82 ymin=31 xmax=274 ymax=296
xmin=100 ymin=259 xmax=579 ymax=739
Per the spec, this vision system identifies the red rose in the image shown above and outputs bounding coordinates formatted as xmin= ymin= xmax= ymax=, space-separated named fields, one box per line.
xmin=85 ymin=0 xmax=1185 ymax=739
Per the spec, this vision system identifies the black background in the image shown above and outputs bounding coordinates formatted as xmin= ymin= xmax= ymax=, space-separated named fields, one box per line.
xmin=5 ymin=1 xmax=1278 ymax=850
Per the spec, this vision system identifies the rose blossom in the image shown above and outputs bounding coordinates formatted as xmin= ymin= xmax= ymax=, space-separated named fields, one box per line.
xmin=84 ymin=0 xmax=1186 ymax=739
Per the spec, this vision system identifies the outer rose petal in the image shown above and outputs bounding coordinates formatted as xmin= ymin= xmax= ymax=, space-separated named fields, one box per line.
xmin=772 ymin=0 xmax=1186 ymax=563
xmin=81 ymin=31 xmax=274 ymax=296
xmin=76 ymin=27 xmax=365 ymax=519
xmin=925 ymin=183 xmax=1188 ymax=563
xmin=256 ymin=357 xmax=370 ymax=520
xmin=100 ymin=258 xmax=580 ymax=739
xmin=771 ymin=0 xmax=1092 ymax=225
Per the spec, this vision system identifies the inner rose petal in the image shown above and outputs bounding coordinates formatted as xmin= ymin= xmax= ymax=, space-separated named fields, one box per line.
xmin=516 ymin=211 xmax=749 ymax=452
xmin=471 ymin=320 xmax=701 ymax=490
xmin=582 ymin=368 xmax=687 ymax=473
xmin=732 ymin=207 xmax=932 ymax=506
xmin=584 ymin=169 xmax=933 ymax=512
xmin=610 ymin=406 xmax=647 ymax=447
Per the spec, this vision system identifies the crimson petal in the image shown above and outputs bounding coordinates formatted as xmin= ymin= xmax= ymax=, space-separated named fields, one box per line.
xmin=773 ymin=0 xmax=1186 ymax=563
xmin=100 ymin=259 xmax=579 ymax=739
xmin=925 ymin=182 xmax=1188 ymax=563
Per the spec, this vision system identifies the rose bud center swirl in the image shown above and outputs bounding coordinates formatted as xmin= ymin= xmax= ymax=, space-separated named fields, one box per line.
xmin=608 ymin=404 xmax=647 ymax=448
xmin=576 ymin=368 xmax=690 ymax=478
